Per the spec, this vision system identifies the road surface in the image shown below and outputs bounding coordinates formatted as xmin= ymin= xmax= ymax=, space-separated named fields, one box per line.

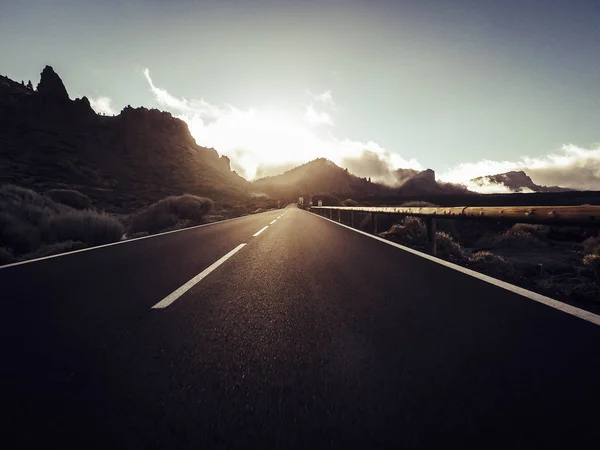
xmin=2 ymin=206 xmax=600 ymax=449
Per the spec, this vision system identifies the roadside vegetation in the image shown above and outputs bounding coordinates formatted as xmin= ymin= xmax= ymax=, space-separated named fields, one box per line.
xmin=0 ymin=184 xmax=282 ymax=265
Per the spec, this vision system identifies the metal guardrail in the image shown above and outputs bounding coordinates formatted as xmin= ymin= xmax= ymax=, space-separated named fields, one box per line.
xmin=310 ymin=205 xmax=600 ymax=255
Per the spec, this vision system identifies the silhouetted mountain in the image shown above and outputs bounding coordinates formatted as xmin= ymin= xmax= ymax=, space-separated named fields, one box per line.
xmin=470 ymin=171 xmax=571 ymax=193
xmin=254 ymin=159 xmax=470 ymax=199
xmin=0 ymin=66 xmax=250 ymax=211
xmin=393 ymin=168 xmax=469 ymax=196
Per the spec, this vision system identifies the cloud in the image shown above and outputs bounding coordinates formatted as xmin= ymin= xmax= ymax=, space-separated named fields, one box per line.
xmin=440 ymin=144 xmax=600 ymax=192
xmin=310 ymin=90 xmax=335 ymax=106
xmin=304 ymin=104 xmax=333 ymax=126
xmin=143 ymin=68 xmax=420 ymax=181
xmin=89 ymin=96 xmax=116 ymax=116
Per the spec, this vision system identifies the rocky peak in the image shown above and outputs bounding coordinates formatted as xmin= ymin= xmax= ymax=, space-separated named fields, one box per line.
xmin=36 ymin=65 xmax=69 ymax=101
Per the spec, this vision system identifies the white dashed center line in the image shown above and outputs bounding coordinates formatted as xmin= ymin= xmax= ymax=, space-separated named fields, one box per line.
xmin=270 ymin=219 xmax=277 ymax=224
xmin=151 ymin=243 xmax=246 ymax=309
xmin=253 ymin=226 xmax=269 ymax=237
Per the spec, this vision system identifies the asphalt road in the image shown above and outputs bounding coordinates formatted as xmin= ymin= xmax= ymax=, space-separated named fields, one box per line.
xmin=2 ymin=206 xmax=600 ymax=449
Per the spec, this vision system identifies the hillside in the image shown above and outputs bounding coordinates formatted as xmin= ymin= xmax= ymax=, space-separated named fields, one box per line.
xmin=254 ymin=158 xmax=470 ymax=199
xmin=0 ymin=66 xmax=250 ymax=212
xmin=470 ymin=171 xmax=571 ymax=193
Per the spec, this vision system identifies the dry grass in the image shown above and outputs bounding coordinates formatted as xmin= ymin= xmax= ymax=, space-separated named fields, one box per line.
xmin=42 ymin=211 xmax=124 ymax=246
xmin=467 ymin=251 xmax=516 ymax=280
xmin=537 ymin=273 xmax=600 ymax=301
xmin=380 ymin=216 xmax=426 ymax=245
xmin=435 ymin=231 xmax=467 ymax=262
xmin=476 ymin=228 xmax=547 ymax=250
xmin=45 ymin=189 xmax=92 ymax=210
xmin=0 ymin=247 xmax=15 ymax=265
xmin=400 ymin=201 xmax=437 ymax=207
xmin=583 ymin=236 xmax=600 ymax=255
xmin=0 ymin=184 xmax=124 ymax=258
xmin=128 ymin=194 xmax=214 ymax=235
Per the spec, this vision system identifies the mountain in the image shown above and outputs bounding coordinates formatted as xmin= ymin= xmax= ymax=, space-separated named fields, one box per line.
xmin=393 ymin=168 xmax=470 ymax=196
xmin=253 ymin=158 xmax=390 ymax=199
xmin=0 ymin=66 xmax=250 ymax=211
xmin=254 ymin=158 xmax=470 ymax=200
xmin=470 ymin=171 xmax=571 ymax=193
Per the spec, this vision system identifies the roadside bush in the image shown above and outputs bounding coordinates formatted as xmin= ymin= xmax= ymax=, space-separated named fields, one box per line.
xmin=435 ymin=231 xmax=467 ymax=262
xmin=381 ymin=216 xmax=427 ymax=246
xmin=400 ymin=201 xmax=437 ymax=207
xmin=129 ymin=194 xmax=214 ymax=234
xmin=42 ymin=211 xmax=124 ymax=246
xmin=0 ymin=247 xmax=15 ymax=265
xmin=468 ymin=251 xmax=516 ymax=280
xmin=511 ymin=223 xmax=551 ymax=240
xmin=23 ymin=240 xmax=87 ymax=259
xmin=583 ymin=236 xmax=600 ymax=255
xmin=341 ymin=198 xmax=359 ymax=207
xmin=45 ymin=189 xmax=92 ymax=210
xmin=537 ymin=273 xmax=600 ymax=302
xmin=476 ymin=228 xmax=547 ymax=250
xmin=583 ymin=254 xmax=600 ymax=282
xmin=0 ymin=184 xmax=124 ymax=258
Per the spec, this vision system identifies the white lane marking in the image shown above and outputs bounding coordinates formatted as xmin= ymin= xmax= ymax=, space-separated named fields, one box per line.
xmin=253 ymin=226 xmax=269 ymax=237
xmin=310 ymin=211 xmax=600 ymax=327
xmin=270 ymin=219 xmax=277 ymax=224
xmin=0 ymin=209 xmax=281 ymax=270
xmin=152 ymin=243 xmax=246 ymax=309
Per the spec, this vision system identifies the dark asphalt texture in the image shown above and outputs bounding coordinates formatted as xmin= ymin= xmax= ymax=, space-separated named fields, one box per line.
xmin=2 ymin=207 xmax=600 ymax=449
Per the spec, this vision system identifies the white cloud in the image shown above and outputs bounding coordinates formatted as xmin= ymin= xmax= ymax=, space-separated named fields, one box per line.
xmin=440 ymin=144 xmax=600 ymax=192
xmin=143 ymin=68 xmax=419 ymax=181
xmin=304 ymin=104 xmax=333 ymax=126
xmin=310 ymin=89 xmax=335 ymax=106
xmin=89 ymin=96 xmax=116 ymax=116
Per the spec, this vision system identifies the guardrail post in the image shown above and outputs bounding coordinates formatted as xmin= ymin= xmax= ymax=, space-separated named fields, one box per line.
xmin=350 ymin=211 xmax=355 ymax=227
xmin=425 ymin=218 xmax=437 ymax=255
xmin=372 ymin=213 xmax=377 ymax=234
xmin=338 ymin=210 xmax=341 ymax=222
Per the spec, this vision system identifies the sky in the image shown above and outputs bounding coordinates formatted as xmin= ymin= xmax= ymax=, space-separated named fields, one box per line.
xmin=2 ymin=0 xmax=600 ymax=190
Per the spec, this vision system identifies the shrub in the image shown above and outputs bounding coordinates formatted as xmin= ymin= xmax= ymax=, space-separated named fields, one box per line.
xmin=400 ymin=201 xmax=437 ymax=207
xmin=45 ymin=189 xmax=92 ymax=210
xmin=129 ymin=194 xmax=214 ymax=234
xmin=42 ymin=211 xmax=124 ymax=246
xmin=583 ymin=254 xmax=600 ymax=282
xmin=511 ymin=223 xmax=550 ymax=240
xmin=468 ymin=251 xmax=516 ymax=280
xmin=537 ymin=273 xmax=600 ymax=302
xmin=0 ymin=247 xmax=15 ymax=265
xmin=0 ymin=185 xmax=124 ymax=258
xmin=435 ymin=231 xmax=467 ymax=262
xmin=341 ymin=198 xmax=359 ymax=207
xmin=380 ymin=216 xmax=427 ymax=246
xmin=583 ymin=236 xmax=600 ymax=255
xmin=476 ymin=228 xmax=547 ymax=250
xmin=23 ymin=240 xmax=87 ymax=259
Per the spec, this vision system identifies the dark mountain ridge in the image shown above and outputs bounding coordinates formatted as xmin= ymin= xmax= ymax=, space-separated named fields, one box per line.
xmin=470 ymin=171 xmax=571 ymax=193
xmin=0 ymin=66 xmax=250 ymax=211
xmin=254 ymin=158 xmax=470 ymax=199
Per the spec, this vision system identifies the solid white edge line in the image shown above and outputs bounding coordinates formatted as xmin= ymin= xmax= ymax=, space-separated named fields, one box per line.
xmin=152 ymin=243 xmax=246 ymax=309
xmin=0 ymin=209 xmax=286 ymax=270
xmin=270 ymin=219 xmax=277 ymax=224
xmin=310 ymin=211 xmax=600 ymax=327
xmin=253 ymin=226 xmax=269 ymax=237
